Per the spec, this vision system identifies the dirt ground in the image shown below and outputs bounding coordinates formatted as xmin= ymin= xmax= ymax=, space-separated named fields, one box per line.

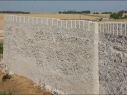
xmin=0 ymin=70 xmax=51 ymax=95
xmin=0 ymin=33 xmax=3 ymax=37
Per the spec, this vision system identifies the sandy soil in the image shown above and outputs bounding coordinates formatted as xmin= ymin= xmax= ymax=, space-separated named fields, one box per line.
xmin=0 ymin=70 xmax=51 ymax=95
xmin=0 ymin=33 xmax=3 ymax=37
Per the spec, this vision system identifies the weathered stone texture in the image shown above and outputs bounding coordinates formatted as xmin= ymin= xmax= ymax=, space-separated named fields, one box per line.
xmin=99 ymin=22 xmax=127 ymax=94
xmin=4 ymin=15 xmax=127 ymax=94
xmin=4 ymin=15 xmax=99 ymax=94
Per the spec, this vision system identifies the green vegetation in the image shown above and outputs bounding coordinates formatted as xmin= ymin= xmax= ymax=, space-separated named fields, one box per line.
xmin=110 ymin=12 xmax=123 ymax=19
xmin=0 ymin=11 xmax=30 ymax=14
xmin=58 ymin=10 xmax=90 ymax=14
xmin=124 ymin=15 xmax=127 ymax=18
xmin=93 ymin=12 xmax=99 ymax=14
xmin=110 ymin=11 xmax=127 ymax=19
xmin=0 ymin=44 xmax=3 ymax=54
xmin=102 ymin=12 xmax=112 ymax=14
xmin=99 ymin=18 xmax=102 ymax=21
xmin=0 ymin=90 xmax=12 ymax=95
xmin=2 ymin=74 xmax=11 ymax=82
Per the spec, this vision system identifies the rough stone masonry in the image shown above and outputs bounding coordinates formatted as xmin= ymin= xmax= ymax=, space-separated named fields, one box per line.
xmin=3 ymin=15 xmax=127 ymax=94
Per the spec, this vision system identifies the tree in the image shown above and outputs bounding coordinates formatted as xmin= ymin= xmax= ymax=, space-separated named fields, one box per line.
xmin=124 ymin=15 xmax=127 ymax=18
xmin=58 ymin=11 xmax=62 ymax=14
xmin=110 ymin=12 xmax=123 ymax=19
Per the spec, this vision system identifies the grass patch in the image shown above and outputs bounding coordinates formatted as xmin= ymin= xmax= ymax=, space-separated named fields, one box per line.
xmin=0 ymin=44 xmax=3 ymax=54
xmin=2 ymin=74 xmax=11 ymax=82
xmin=0 ymin=90 xmax=12 ymax=95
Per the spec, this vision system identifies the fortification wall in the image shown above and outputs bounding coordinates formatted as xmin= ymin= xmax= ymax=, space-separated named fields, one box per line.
xmin=99 ymin=22 xmax=127 ymax=94
xmin=4 ymin=15 xmax=99 ymax=94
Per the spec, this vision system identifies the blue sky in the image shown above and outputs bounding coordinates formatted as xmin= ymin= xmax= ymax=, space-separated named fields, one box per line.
xmin=0 ymin=1 xmax=126 ymax=12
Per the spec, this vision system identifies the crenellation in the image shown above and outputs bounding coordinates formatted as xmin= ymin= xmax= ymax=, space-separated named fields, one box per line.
xmin=12 ymin=15 xmax=14 ymax=22
xmin=32 ymin=17 xmax=36 ymax=25
xmin=72 ymin=20 xmax=76 ymax=29
xmin=67 ymin=20 xmax=71 ymax=29
xmin=122 ymin=23 xmax=126 ymax=36
xmin=99 ymin=23 xmax=101 ymax=33
xmin=62 ymin=20 xmax=67 ymax=28
xmin=42 ymin=18 xmax=47 ymax=25
xmin=108 ymin=23 xmax=111 ymax=34
xmin=57 ymin=20 xmax=62 ymax=28
xmin=79 ymin=20 xmax=84 ymax=30
xmin=118 ymin=23 xmax=121 ymax=35
xmin=25 ymin=16 xmax=29 ymax=23
xmin=9 ymin=15 xmax=11 ymax=22
xmin=106 ymin=23 xmax=109 ymax=34
xmin=84 ymin=21 xmax=88 ymax=31
xmin=76 ymin=20 xmax=80 ymax=29
xmin=28 ymin=17 xmax=32 ymax=24
xmin=101 ymin=23 xmax=104 ymax=33
xmin=35 ymin=17 xmax=38 ymax=25
xmin=88 ymin=21 xmax=93 ymax=32
xmin=14 ymin=16 xmax=17 ymax=23
xmin=104 ymin=23 xmax=106 ymax=34
xmin=52 ymin=18 xmax=58 ymax=27
xmin=114 ymin=23 xmax=117 ymax=36
xmin=17 ymin=16 xmax=20 ymax=23
xmin=90 ymin=22 xmax=94 ymax=32
xmin=26 ymin=17 xmax=30 ymax=24
xmin=48 ymin=18 xmax=52 ymax=26
xmin=110 ymin=23 xmax=113 ymax=35
xmin=125 ymin=23 xmax=127 ymax=36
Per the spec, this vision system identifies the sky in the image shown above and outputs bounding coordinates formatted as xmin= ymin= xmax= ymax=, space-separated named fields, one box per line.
xmin=0 ymin=1 xmax=126 ymax=12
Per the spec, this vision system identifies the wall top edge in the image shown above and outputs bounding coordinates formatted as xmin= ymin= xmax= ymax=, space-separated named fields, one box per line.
xmin=4 ymin=15 xmax=127 ymax=23
xmin=99 ymin=22 xmax=127 ymax=24
xmin=4 ymin=15 xmax=94 ymax=22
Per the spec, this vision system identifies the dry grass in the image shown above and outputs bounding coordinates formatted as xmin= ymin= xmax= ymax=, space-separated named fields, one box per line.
xmin=0 ymin=14 xmax=4 ymax=30
xmin=15 ymin=13 xmax=100 ymax=20
xmin=0 ymin=33 xmax=3 ymax=37
xmin=0 ymin=40 xmax=3 ymax=44
xmin=0 ymin=70 xmax=51 ymax=95
xmin=88 ymin=14 xmax=110 ymax=17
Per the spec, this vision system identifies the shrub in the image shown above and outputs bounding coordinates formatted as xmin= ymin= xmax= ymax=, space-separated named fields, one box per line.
xmin=2 ymin=74 xmax=11 ymax=82
xmin=0 ymin=44 xmax=3 ymax=54
xmin=99 ymin=18 xmax=102 ymax=21
xmin=110 ymin=12 xmax=123 ymax=19
xmin=0 ymin=90 xmax=12 ymax=95
xmin=124 ymin=15 xmax=127 ymax=18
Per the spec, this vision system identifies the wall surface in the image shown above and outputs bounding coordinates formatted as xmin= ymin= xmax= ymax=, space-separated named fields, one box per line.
xmin=99 ymin=22 xmax=127 ymax=94
xmin=4 ymin=15 xmax=127 ymax=94
xmin=4 ymin=15 xmax=99 ymax=94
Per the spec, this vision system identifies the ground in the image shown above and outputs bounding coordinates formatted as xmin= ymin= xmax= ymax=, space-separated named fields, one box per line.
xmin=0 ymin=70 xmax=51 ymax=95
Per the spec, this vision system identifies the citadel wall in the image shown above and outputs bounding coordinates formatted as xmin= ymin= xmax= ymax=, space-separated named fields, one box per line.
xmin=3 ymin=15 xmax=99 ymax=94
xmin=4 ymin=15 xmax=127 ymax=94
xmin=99 ymin=22 xmax=127 ymax=94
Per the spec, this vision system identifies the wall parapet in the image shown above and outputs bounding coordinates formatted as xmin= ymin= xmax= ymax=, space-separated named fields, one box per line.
xmin=99 ymin=22 xmax=127 ymax=36
xmin=4 ymin=15 xmax=95 ymax=30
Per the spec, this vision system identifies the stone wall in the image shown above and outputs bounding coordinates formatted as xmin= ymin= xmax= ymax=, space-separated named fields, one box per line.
xmin=99 ymin=22 xmax=127 ymax=94
xmin=3 ymin=15 xmax=99 ymax=94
